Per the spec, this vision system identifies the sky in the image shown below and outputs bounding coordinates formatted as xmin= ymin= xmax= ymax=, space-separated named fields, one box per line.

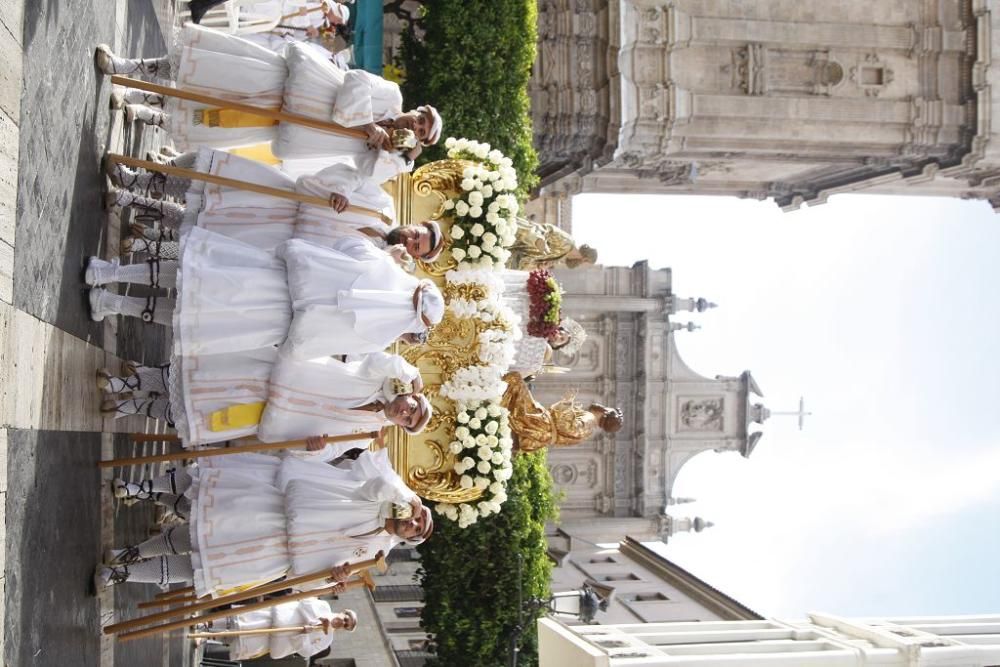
xmin=571 ymin=191 xmax=1000 ymax=619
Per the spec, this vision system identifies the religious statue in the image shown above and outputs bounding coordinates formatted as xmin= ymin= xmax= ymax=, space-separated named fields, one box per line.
xmin=511 ymin=218 xmax=598 ymax=271
xmin=500 ymin=372 xmax=623 ymax=453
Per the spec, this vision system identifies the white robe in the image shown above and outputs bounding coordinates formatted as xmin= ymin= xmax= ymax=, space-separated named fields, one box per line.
xmin=275 ymin=43 xmax=412 ymax=182
xmin=229 ymin=598 xmax=336 ymax=660
xmin=167 ymin=26 xmax=408 ymax=181
xmin=183 ymin=148 xmax=395 ymax=253
xmin=279 ymin=236 xmax=427 ymax=359
xmin=187 ymin=450 xmax=414 ymax=598
xmin=170 ymin=227 xmax=291 ymax=445
xmin=258 ymin=351 xmax=420 ymax=445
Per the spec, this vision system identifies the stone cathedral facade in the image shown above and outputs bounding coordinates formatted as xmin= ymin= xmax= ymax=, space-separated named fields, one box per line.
xmin=527 ymin=0 xmax=1000 ymax=228
xmin=531 ymin=263 xmax=769 ymax=545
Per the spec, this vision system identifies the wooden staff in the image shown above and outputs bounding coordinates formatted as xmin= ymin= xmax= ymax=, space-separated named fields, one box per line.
xmin=117 ymin=571 xmax=376 ymax=642
xmin=138 ymin=594 xmax=196 ymax=609
xmin=155 ymin=585 xmax=195 ymax=600
xmin=99 ymin=431 xmax=380 ymax=468
xmin=128 ymin=432 xmax=180 ymax=443
xmin=187 ymin=622 xmax=330 ymax=640
xmin=109 ymin=75 xmax=367 ymax=140
xmin=104 ymin=553 xmax=385 ymax=635
xmin=106 ymin=154 xmax=391 ymax=224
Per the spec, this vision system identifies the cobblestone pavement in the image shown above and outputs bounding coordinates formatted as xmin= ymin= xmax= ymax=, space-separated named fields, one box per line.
xmin=3 ymin=0 xmax=188 ymax=665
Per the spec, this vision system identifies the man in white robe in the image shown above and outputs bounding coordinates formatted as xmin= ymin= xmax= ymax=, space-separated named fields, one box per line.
xmin=95 ymin=450 xmax=434 ymax=598
xmin=201 ymin=599 xmax=357 ymax=661
xmin=103 ymin=148 xmax=445 ymax=262
xmin=94 ymin=24 xmax=441 ymax=182
xmin=280 ymin=236 xmax=444 ymax=359
xmin=243 ymin=1 xmax=350 ymax=60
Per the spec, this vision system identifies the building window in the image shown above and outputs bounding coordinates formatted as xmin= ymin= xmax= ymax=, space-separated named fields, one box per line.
xmin=860 ymin=66 xmax=884 ymax=86
xmin=373 ymin=584 xmax=425 ymax=603
xmin=589 ymin=556 xmax=616 ymax=564
xmin=395 ymin=650 xmax=435 ymax=667
xmin=325 ymin=661 xmax=358 ymax=667
xmin=602 ymin=573 xmax=640 ymax=582
xmin=387 ymin=546 xmax=419 ymax=563
xmin=395 ymin=606 xmax=423 ymax=618
xmin=625 ymin=592 xmax=669 ymax=602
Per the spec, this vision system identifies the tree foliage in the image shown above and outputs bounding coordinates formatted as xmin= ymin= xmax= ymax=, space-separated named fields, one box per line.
xmin=418 ymin=452 xmax=556 ymax=667
xmin=400 ymin=0 xmax=540 ymax=196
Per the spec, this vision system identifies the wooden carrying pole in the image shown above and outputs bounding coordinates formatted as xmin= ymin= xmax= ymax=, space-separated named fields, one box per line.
xmin=104 ymin=553 xmax=386 ymax=636
xmin=155 ymin=586 xmax=195 ymax=600
xmin=109 ymin=75 xmax=367 ymax=140
xmin=99 ymin=431 xmax=380 ymax=469
xmin=117 ymin=571 xmax=376 ymax=642
xmin=138 ymin=594 xmax=196 ymax=609
xmin=187 ymin=624 xmax=328 ymax=640
xmin=106 ymin=154 xmax=391 ymax=223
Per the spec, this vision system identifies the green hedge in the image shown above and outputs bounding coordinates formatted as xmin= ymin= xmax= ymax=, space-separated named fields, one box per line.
xmin=400 ymin=0 xmax=540 ymax=196
xmin=418 ymin=451 xmax=556 ymax=667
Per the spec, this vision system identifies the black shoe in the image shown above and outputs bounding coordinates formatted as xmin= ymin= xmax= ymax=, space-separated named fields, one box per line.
xmin=188 ymin=0 xmax=227 ymax=24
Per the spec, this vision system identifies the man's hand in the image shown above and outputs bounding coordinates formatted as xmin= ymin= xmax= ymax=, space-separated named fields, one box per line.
xmin=411 ymin=375 xmax=424 ymax=393
xmin=328 ymin=192 xmax=349 ymax=213
xmin=365 ymin=124 xmax=393 ymax=151
xmin=388 ymin=244 xmax=410 ymax=266
xmin=373 ymin=427 xmax=389 ymax=449
xmin=329 ymin=562 xmax=352 ymax=582
xmin=305 ymin=435 xmax=328 ymax=451
xmin=409 ymin=497 xmax=424 ymax=516
xmin=405 ymin=144 xmax=423 ymax=162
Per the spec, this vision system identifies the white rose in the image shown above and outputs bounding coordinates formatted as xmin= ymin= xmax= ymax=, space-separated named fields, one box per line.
xmin=488 ymin=404 xmax=502 ymax=417
xmin=488 ymin=201 xmax=500 ymax=213
xmin=482 ymin=231 xmax=497 ymax=246
xmin=453 ymin=460 xmax=466 ymax=474
xmin=455 ymin=426 xmax=470 ymax=439
xmin=485 ymin=212 xmax=499 ymax=224
xmin=461 ymin=178 xmax=475 ymax=192
xmin=477 ymin=445 xmax=493 ymax=461
xmin=444 ymin=199 xmax=455 ymax=210
xmin=445 ymin=137 xmax=457 ymax=149
xmin=488 ymin=149 xmax=504 ymax=163
xmin=457 ymin=411 xmax=469 ymax=423
xmin=452 ymin=247 xmax=466 ymax=261
xmin=475 ymin=144 xmax=490 ymax=159
xmin=486 ymin=435 xmax=499 ymax=447
xmin=468 ymin=246 xmax=482 ymax=259
xmin=459 ymin=474 xmax=474 ymax=489
xmin=477 ymin=501 xmax=491 ymax=515
xmin=501 ymin=157 xmax=513 ymax=168
xmin=468 ymin=191 xmax=484 ymax=207
xmin=482 ymin=185 xmax=494 ymax=198
xmin=477 ymin=460 xmax=492 ymax=474
xmin=463 ymin=436 xmax=476 ymax=448
xmin=495 ymin=491 xmax=507 ymax=504
xmin=484 ymin=420 xmax=499 ymax=435
xmin=475 ymin=434 xmax=488 ymax=447
xmin=451 ymin=226 xmax=465 ymax=239
xmin=469 ymin=417 xmax=481 ymax=429
xmin=475 ymin=407 xmax=488 ymax=420
xmin=475 ymin=477 xmax=490 ymax=491
xmin=455 ymin=200 xmax=470 ymax=216
xmin=470 ymin=223 xmax=485 ymax=237
xmin=449 ymin=441 xmax=464 ymax=454
xmin=505 ymin=180 xmax=519 ymax=194
xmin=469 ymin=206 xmax=483 ymax=219
xmin=491 ymin=451 xmax=504 ymax=465
xmin=462 ymin=456 xmax=475 ymax=469
xmin=462 ymin=167 xmax=476 ymax=178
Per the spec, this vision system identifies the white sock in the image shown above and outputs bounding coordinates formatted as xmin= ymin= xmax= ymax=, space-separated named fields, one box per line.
xmin=111 ymin=294 xmax=175 ymax=326
xmin=137 ymin=526 xmax=193 ymax=558
xmin=150 ymin=468 xmax=193 ymax=495
xmin=110 ymin=260 xmax=178 ymax=289
xmin=124 ymin=555 xmax=194 ymax=586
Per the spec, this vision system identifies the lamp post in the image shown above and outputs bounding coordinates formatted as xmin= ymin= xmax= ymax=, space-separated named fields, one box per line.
xmin=508 ymin=555 xmax=610 ymax=666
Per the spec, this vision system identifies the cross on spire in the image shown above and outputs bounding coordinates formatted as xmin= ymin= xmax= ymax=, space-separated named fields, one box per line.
xmin=768 ymin=396 xmax=811 ymax=430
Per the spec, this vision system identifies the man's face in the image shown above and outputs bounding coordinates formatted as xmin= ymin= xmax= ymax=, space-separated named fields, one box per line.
xmin=399 ymin=225 xmax=433 ymax=259
xmin=386 ymin=394 xmax=422 ymax=430
xmin=398 ymin=110 xmax=435 ymax=144
xmin=391 ymin=509 xmax=429 ymax=541
xmin=332 ymin=613 xmax=357 ymax=631
xmin=549 ymin=326 xmax=571 ymax=349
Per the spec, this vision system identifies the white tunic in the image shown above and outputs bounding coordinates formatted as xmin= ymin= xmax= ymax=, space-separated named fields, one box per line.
xmin=187 ymin=450 xmax=413 ymax=598
xmin=183 ymin=148 xmax=395 ymax=253
xmin=275 ymin=43 xmax=412 ymax=182
xmin=229 ymin=598 xmax=336 ymax=660
xmin=170 ymin=227 xmax=291 ymax=445
xmin=167 ymin=25 xmax=407 ymax=179
xmin=279 ymin=236 xmax=428 ymax=359
xmin=258 ymin=351 xmax=420 ymax=445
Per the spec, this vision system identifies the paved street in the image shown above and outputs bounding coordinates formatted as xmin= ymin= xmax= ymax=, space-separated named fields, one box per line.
xmin=2 ymin=0 xmax=188 ymax=665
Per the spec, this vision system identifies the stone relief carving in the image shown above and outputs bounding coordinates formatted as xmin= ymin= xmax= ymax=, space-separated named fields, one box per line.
xmin=549 ymin=463 xmax=579 ymax=486
xmin=679 ymin=397 xmax=725 ymax=431
xmin=850 ymin=53 xmax=893 ymax=97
